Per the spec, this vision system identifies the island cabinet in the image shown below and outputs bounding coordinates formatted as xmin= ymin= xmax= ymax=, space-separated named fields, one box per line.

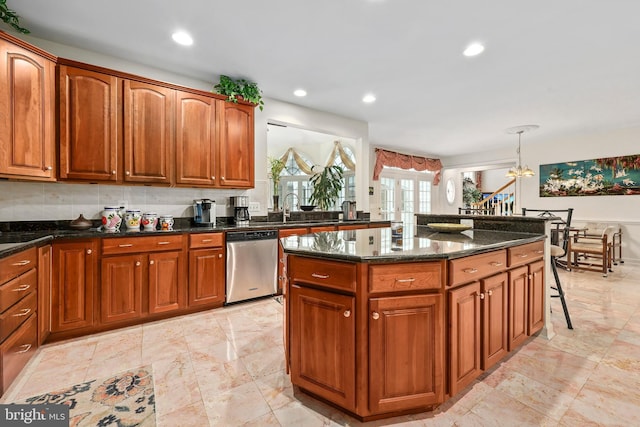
xmin=287 ymin=255 xmax=445 ymax=420
xmin=101 ymin=235 xmax=186 ymax=324
xmin=0 ymin=33 xmax=56 ymax=181
xmin=37 ymin=245 xmax=52 ymax=345
xmin=51 ymin=240 xmax=98 ymax=334
xmin=188 ymin=232 xmax=225 ymax=308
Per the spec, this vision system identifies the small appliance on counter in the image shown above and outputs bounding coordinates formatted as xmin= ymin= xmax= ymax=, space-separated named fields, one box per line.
xmin=342 ymin=200 xmax=357 ymax=221
xmin=193 ymin=199 xmax=216 ymax=227
xmin=230 ymin=196 xmax=250 ymax=226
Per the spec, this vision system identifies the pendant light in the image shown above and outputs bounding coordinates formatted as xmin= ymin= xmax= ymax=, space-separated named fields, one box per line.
xmin=505 ymin=125 xmax=538 ymax=178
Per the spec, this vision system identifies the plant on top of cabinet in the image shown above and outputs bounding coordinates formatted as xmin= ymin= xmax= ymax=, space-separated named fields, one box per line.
xmin=310 ymin=165 xmax=344 ymax=210
xmin=213 ymin=75 xmax=264 ymax=111
xmin=0 ymin=0 xmax=29 ymax=33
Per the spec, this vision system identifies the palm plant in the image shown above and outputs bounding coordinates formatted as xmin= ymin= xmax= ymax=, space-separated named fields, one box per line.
xmin=309 ymin=165 xmax=344 ymax=210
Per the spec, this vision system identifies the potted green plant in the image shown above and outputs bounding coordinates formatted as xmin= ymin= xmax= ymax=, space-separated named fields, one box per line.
xmin=1 ymin=0 xmax=29 ymax=33
xmin=268 ymin=157 xmax=285 ymax=211
xmin=309 ymin=165 xmax=344 ymax=211
xmin=213 ymin=75 xmax=264 ymax=111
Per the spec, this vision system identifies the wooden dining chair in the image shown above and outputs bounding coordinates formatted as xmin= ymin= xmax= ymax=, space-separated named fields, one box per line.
xmin=566 ymin=225 xmax=616 ymax=277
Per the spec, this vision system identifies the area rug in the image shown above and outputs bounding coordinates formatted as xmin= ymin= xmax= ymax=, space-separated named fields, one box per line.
xmin=13 ymin=366 xmax=156 ymax=427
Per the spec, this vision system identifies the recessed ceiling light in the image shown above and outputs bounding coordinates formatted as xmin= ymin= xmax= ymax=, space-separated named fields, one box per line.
xmin=172 ymin=31 xmax=193 ymax=46
xmin=293 ymin=89 xmax=307 ymax=97
xmin=463 ymin=42 xmax=484 ymax=57
xmin=362 ymin=94 xmax=376 ymax=103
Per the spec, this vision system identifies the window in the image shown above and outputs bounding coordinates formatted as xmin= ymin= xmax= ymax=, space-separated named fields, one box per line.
xmin=379 ymin=168 xmax=435 ymax=231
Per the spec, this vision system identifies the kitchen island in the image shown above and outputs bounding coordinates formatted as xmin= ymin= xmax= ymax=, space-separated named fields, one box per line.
xmin=281 ymin=226 xmax=545 ymax=421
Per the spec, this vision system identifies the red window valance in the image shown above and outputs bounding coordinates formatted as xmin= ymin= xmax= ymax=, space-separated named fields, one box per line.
xmin=372 ymin=148 xmax=443 ymax=185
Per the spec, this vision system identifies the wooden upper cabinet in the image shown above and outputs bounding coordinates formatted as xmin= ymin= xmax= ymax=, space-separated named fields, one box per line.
xmin=0 ymin=36 xmax=55 ymax=180
xmin=218 ymin=101 xmax=254 ymax=188
xmin=123 ymin=80 xmax=174 ymax=184
xmin=175 ymin=91 xmax=217 ymax=186
xmin=58 ymin=65 xmax=120 ymax=181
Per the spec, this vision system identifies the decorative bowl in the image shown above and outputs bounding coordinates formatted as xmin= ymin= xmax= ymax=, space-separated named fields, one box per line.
xmin=426 ymin=223 xmax=472 ymax=233
xmin=300 ymin=205 xmax=316 ymax=212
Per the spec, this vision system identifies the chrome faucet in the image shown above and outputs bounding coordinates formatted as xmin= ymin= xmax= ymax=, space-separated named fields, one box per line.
xmin=283 ymin=192 xmax=300 ymax=223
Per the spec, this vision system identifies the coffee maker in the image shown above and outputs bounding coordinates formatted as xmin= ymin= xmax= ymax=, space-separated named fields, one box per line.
xmin=230 ymin=196 xmax=250 ymax=226
xmin=193 ymin=199 xmax=216 ymax=227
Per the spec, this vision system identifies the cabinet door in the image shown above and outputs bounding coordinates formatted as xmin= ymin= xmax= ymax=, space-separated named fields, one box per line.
xmin=37 ymin=245 xmax=51 ymax=344
xmin=101 ymin=254 xmax=144 ymax=323
xmin=449 ymin=281 xmax=481 ymax=396
xmin=508 ymin=266 xmax=529 ymax=350
xmin=176 ymin=91 xmax=217 ymax=186
xmin=188 ymin=248 xmax=225 ymax=307
xmin=218 ymin=101 xmax=254 ymax=188
xmin=481 ymin=272 xmax=508 ymax=370
xmin=59 ymin=65 xmax=119 ymax=181
xmin=0 ymin=39 xmax=55 ymax=180
xmin=123 ymin=80 xmax=174 ymax=184
xmin=369 ymin=294 xmax=443 ymax=413
xmin=528 ymin=260 xmax=545 ymax=335
xmin=290 ymin=285 xmax=355 ymax=410
xmin=51 ymin=240 xmax=97 ymax=332
xmin=148 ymin=251 xmax=185 ymax=314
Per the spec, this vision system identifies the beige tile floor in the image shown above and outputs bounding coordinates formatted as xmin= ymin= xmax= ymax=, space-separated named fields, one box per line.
xmin=2 ymin=263 xmax=639 ymax=426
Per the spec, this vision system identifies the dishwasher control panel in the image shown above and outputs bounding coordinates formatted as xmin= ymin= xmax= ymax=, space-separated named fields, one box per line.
xmin=226 ymin=230 xmax=278 ymax=242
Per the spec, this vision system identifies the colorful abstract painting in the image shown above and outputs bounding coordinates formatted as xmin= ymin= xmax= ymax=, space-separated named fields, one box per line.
xmin=540 ymin=154 xmax=640 ymax=197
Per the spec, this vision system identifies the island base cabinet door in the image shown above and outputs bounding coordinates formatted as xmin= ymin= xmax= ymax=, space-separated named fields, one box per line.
xmin=449 ymin=282 xmax=481 ymax=396
xmin=481 ymin=273 xmax=509 ymax=371
xmin=289 ymin=285 xmax=356 ymax=411
xmin=508 ymin=266 xmax=529 ymax=350
xmin=37 ymin=245 xmax=51 ymax=344
xmin=369 ymin=294 xmax=444 ymax=413
xmin=528 ymin=260 xmax=545 ymax=335
xmin=148 ymin=251 xmax=185 ymax=314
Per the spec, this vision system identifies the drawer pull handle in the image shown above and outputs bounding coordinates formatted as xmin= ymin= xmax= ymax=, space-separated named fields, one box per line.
xmin=15 ymin=344 xmax=32 ymax=354
xmin=311 ymin=273 xmax=329 ymax=279
xmin=201 ymin=239 xmax=213 ymax=243
xmin=518 ymin=253 xmax=529 ymax=258
xmin=490 ymin=262 xmax=503 ymax=267
xmin=12 ymin=260 xmax=31 ymax=266
xmin=535 ymin=250 xmax=544 ymax=254
xmin=371 ymin=311 xmax=379 ymax=320
xmin=344 ymin=310 xmax=352 ymax=318
xmin=463 ymin=268 xmax=478 ymax=274
xmin=396 ymin=278 xmax=416 ymax=283
xmin=157 ymin=241 xmax=171 ymax=245
xmin=13 ymin=308 xmax=31 ymax=317
xmin=12 ymin=284 xmax=31 ymax=292
xmin=119 ymin=244 xmax=134 ymax=248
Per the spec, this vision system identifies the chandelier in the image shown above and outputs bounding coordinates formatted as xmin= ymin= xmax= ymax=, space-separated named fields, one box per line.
xmin=505 ymin=125 xmax=538 ymax=178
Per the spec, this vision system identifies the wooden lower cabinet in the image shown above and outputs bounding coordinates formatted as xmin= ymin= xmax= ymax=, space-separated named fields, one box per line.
xmin=37 ymin=245 xmax=52 ymax=344
xmin=51 ymin=240 xmax=98 ymax=333
xmin=481 ymin=272 xmax=509 ymax=370
xmin=101 ymin=254 xmax=144 ymax=323
xmin=508 ymin=266 xmax=529 ymax=350
xmin=528 ymin=260 xmax=545 ymax=335
xmin=449 ymin=281 xmax=481 ymax=396
xmin=188 ymin=248 xmax=225 ymax=307
xmin=148 ymin=251 xmax=185 ymax=313
xmin=369 ymin=294 xmax=443 ymax=413
xmin=289 ymin=284 xmax=356 ymax=411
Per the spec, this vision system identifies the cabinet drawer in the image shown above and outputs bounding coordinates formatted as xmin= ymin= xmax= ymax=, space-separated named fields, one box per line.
xmin=369 ymin=262 xmax=443 ymax=293
xmin=102 ymin=235 xmax=184 ymax=255
xmin=189 ymin=232 xmax=224 ymax=249
xmin=0 ymin=247 xmax=37 ymax=285
xmin=0 ymin=292 xmax=36 ymax=343
xmin=1 ymin=314 xmax=37 ymax=395
xmin=449 ymin=250 xmax=507 ymax=287
xmin=0 ymin=268 xmax=36 ymax=313
xmin=507 ymin=241 xmax=545 ymax=267
xmin=289 ymin=256 xmax=356 ymax=292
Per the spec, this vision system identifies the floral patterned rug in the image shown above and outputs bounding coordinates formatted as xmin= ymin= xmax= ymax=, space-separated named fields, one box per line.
xmin=14 ymin=366 xmax=156 ymax=427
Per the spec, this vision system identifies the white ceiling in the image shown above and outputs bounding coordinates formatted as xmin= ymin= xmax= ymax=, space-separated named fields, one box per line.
xmin=9 ymin=0 xmax=640 ymax=157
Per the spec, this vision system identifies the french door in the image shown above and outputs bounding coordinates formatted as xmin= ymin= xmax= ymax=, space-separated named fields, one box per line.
xmin=379 ymin=169 xmax=433 ymax=233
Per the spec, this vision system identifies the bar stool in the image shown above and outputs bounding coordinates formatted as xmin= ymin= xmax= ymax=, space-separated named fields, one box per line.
xmin=550 ymin=228 xmax=573 ymax=329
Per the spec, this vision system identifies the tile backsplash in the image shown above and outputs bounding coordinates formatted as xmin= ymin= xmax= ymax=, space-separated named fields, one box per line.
xmin=0 ymin=181 xmax=268 ymax=222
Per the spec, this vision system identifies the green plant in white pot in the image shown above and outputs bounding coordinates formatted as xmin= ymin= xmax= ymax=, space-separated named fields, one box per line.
xmin=309 ymin=165 xmax=344 ymax=211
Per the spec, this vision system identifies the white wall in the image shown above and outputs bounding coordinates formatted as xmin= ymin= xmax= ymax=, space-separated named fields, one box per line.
xmin=443 ymin=127 xmax=640 ymax=263
xmin=0 ymin=35 xmax=370 ymax=222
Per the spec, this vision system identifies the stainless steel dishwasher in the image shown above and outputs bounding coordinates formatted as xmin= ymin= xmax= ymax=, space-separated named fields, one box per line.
xmin=226 ymin=229 xmax=278 ymax=303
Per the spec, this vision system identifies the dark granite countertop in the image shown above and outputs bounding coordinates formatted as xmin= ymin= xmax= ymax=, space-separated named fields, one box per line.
xmin=280 ymin=226 xmax=545 ymax=262
xmin=0 ymin=219 xmax=389 ymax=258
